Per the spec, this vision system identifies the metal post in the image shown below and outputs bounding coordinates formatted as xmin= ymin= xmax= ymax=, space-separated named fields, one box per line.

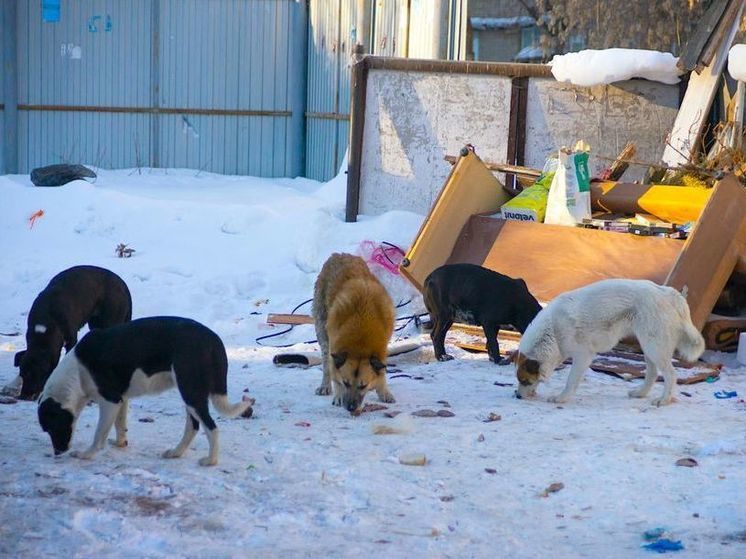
xmin=356 ymin=0 xmax=372 ymax=54
xmin=289 ymin=0 xmax=307 ymax=177
xmin=431 ymin=0 xmax=449 ymax=59
xmin=3 ymin=0 xmax=19 ymax=173
xmin=149 ymin=0 xmax=160 ymax=168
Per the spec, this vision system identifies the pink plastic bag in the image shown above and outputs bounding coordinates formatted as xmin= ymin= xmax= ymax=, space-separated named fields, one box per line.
xmin=359 ymin=241 xmax=405 ymax=275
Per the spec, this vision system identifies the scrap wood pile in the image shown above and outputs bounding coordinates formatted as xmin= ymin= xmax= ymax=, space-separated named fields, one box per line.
xmin=447 ymin=0 xmax=746 ymax=241
xmin=424 ymin=3 xmax=746 ymax=359
xmin=446 ymin=327 xmax=722 ymax=385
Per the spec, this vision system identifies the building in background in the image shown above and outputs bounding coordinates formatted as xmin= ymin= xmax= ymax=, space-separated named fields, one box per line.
xmin=467 ymin=0 xmax=585 ymax=62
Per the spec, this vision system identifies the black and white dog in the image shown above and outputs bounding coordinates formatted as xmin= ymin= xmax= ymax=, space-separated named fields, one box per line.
xmin=423 ymin=263 xmax=542 ymax=364
xmin=13 ymin=265 xmax=132 ymax=400
xmin=37 ymin=317 xmax=253 ymax=467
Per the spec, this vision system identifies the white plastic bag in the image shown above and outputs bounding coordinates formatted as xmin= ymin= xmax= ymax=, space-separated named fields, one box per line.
xmin=544 ymin=149 xmax=591 ymax=226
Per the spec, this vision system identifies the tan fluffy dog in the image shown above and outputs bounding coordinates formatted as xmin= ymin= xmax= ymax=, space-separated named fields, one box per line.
xmin=313 ymin=253 xmax=395 ymax=413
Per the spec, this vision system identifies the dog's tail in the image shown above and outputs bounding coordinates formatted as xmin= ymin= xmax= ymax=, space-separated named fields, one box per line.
xmin=671 ymin=289 xmax=706 ymax=362
xmin=210 ymin=393 xmax=253 ymax=418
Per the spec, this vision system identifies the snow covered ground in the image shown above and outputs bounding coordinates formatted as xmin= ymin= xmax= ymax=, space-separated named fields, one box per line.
xmin=0 ymin=167 xmax=745 ymax=558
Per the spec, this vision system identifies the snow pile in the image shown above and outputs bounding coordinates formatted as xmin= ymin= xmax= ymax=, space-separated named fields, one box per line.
xmin=550 ymin=48 xmax=681 ymax=87
xmin=728 ymin=44 xmax=746 ymax=81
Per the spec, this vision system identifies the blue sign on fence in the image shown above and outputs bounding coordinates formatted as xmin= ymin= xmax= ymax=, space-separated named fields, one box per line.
xmin=42 ymin=0 xmax=61 ymax=23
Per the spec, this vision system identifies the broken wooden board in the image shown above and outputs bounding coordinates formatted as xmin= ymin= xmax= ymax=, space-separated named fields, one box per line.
xmin=677 ymin=0 xmax=731 ymax=72
xmin=588 ymin=356 xmax=721 ymax=385
xmin=451 ymin=340 xmax=721 ymax=384
xmin=451 ymin=323 xmax=522 ymax=342
xmin=702 ymin=315 xmax=746 ymax=352
xmin=400 ymin=149 xmax=511 ymax=291
xmin=665 ymin=174 xmax=746 ymax=329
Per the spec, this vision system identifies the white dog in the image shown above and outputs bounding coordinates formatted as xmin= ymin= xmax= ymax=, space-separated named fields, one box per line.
xmin=514 ymin=279 xmax=705 ymax=406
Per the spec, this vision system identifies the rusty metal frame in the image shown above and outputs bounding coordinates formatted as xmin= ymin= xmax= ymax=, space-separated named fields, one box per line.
xmin=16 ymin=104 xmax=291 ymax=117
xmin=345 ymin=56 xmax=552 ymax=222
xmin=305 ymin=111 xmax=350 ymax=121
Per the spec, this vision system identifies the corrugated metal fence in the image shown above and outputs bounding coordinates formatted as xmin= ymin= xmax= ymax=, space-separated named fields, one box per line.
xmin=5 ymin=0 xmax=306 ymax=176
xmin=2 ymin=0 xmax=465 ymax=180
xmin=305 ymin=0 xmax=467 ymax=180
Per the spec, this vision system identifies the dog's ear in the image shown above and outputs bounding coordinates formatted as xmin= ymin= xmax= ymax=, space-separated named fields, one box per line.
xmin=525 ymin=358 xmax=541 ymax=374
xmin=14 ymin=350 xmax=26 ymax=368
xmin=370 ymin=356 xmax=386 ymax=374
xmin=332 ymin=352 xmax=348 ymax=369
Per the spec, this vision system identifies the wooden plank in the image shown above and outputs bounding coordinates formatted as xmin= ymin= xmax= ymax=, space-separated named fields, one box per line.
xmin=451 ymin=323 xmax=522 ymax=341
xmin=346 ymin=49 xmax=369 ymax=222
xmin=664 ymin=174 xmax=746 ymax=329
xmin=588 ymin=359 xmax=721 ymax=385
xmin=601 ymin=142 xmax=636 ymax=181
xmin=662 ymin=0 xmax=744 ymax=166
xmin=677 ymin=0 xmax=730 ymax=72
xmin=443 ymin=155 xmax=542 ymax=178
xmin=267 ymin=313 xmax=314 ymax=325
xmin=399 ymin=149 xmax=511 ymax=291
xmin=506 ymin=76 xmax=529 ymax=192
xmin=451 ymin=340 xmax=721 ymax=384
xmin=697 ymin=0 xmax=742 ymax=71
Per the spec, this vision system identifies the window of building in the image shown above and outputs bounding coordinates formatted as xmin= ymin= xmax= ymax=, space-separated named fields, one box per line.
xmin=568 ymin=34 xmax=586 ymax=52
xmin=520 ymin=26 xmax=541 ymax=50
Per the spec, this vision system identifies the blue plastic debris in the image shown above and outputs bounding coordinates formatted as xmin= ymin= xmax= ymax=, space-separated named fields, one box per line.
xmin=642 ymin=538 xmax=684 ymax=553
xmin=705 ymin=376 xmax=719 ymax=383
xmin=714 ymin=390 xmax=738 ymax=399
xmin=643 ymin=527 xmax=667 ymax=541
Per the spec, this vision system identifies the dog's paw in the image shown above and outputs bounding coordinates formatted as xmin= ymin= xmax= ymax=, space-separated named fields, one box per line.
xmin=332 ymin=395 xmax=342 ymax=406
xmin=377 ymin=390 xmax=396 ymax=403
xmin=198 ymin=456 xmax=217 ymax=467
xmin=627 ymin=388 xmax=648 ymax=399
xmin=496 ymin=357 xmax=513 ymax=366
xmin=547 ymin=394 xmax=570 ymax=404
xmin=162 ymin=448 xmax=183 ymax=459
xmin=70 ymin=449 xmax=95 ymax=460
xmin=109 ymin=438 xmax=128 ymax=448
xmin=651 ymin=396 xmax=672 ymax=407
xmin=315 ymin=385 xmax=331 ymax=396
xmin=437 ymin=354 xmax=455 ymax=362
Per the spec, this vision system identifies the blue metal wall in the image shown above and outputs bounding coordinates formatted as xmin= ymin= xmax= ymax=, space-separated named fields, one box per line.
xmin=17 ymin=0 xmax=151 ymax=171
xmin=306 ymin=0 xmax=357 ymax=181
xmin=8 ymin=0 xmax=307 ymax=176
xmin=2 ymin=0 xmax=463 ymax=179
xmin=0 ymin=2 xmax=5 ymax=175
xmin=0 ymin=0 xmax=9 ymax=174
xmin=157 ymin=0 xmax=306 ymax=176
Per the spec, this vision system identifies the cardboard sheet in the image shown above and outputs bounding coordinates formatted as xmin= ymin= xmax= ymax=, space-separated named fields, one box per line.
xmin=447 ymin=216 xmax=682 ymax=302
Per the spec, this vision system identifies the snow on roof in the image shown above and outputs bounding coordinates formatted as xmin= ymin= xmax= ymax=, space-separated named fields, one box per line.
xmin=470 ymin=16 xmax=535 ymax=31
xmin=550 ymin=48 xmax=682 ymax=87
xmin=728 ymin=44 xmax=746 ymax=81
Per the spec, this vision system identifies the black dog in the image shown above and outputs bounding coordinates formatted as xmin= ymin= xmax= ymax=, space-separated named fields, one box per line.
xmin=14 ymin=265 xmax=132 ymax=399
xmin=423 ymin=263 xmax=542 ymax=364
xmin=37 ymin=316 xmax=252 ymax=467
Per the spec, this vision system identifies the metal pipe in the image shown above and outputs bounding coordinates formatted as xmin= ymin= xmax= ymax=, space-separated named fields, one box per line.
xmin=17 ymin=104 xmax=291 ymax=117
